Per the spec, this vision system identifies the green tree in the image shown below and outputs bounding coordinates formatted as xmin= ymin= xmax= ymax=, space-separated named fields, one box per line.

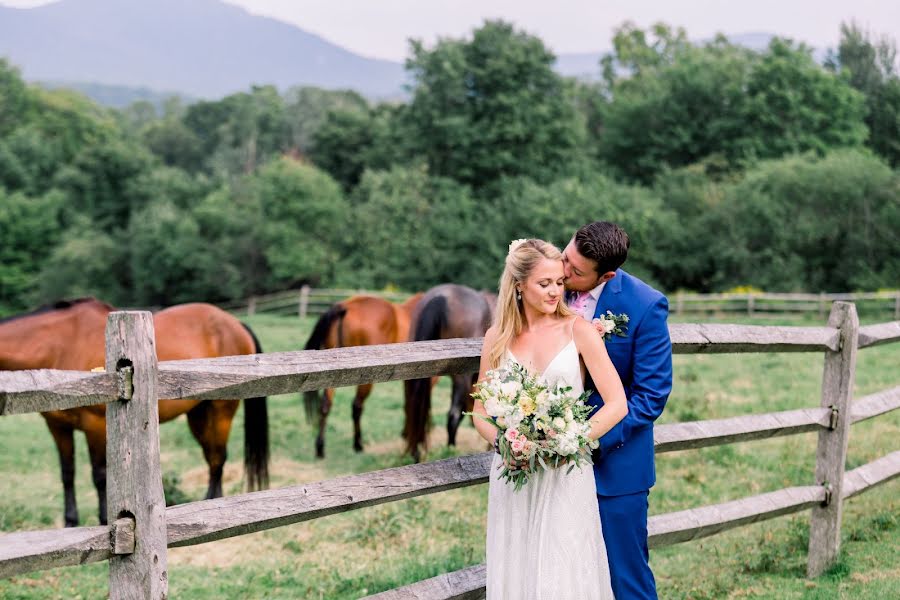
xmin=283 ymin=86 xmax=369 ymax=155
xmin=403 ymin=20 xmax=586 ymax=188
xmin=343 ymin=166 xmax=484 ymax=290
xmin=711 ymin=150 xmax=899 ymax=291
xmin=742 ymin=38 xmax=868 ymax=159
xmin=599 ymin=33 xmax=756 ymax=181
xmin=248 ymin=156 xmax=348 ymax=289
xmin=596 ymin=25 xmax=868 ymax=182
xmin=829 ymin=22 xmax=900 ymax=166
xmin=0 ymin=189 xmax=65 ymax=312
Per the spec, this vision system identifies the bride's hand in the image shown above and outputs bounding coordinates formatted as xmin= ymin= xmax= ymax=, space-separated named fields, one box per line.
xmin=504 ymin=452 xmax=530 ymax=472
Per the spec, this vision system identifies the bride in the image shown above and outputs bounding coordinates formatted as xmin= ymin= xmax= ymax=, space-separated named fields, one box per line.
xmin=472 ymin=238 xmax=628 ymax=599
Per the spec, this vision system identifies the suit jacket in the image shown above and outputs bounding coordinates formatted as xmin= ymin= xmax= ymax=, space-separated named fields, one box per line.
xmin=586 ymin=269 xmax=673 ymax=496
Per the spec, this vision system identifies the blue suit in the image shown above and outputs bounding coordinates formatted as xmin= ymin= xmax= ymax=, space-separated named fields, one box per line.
xmin=586 ymin=269 xmax=672 ymax=599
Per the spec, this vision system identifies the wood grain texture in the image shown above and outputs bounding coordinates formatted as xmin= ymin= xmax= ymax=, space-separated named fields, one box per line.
xmin=842 ymin=451 xmax=900 ymax=499
xmin=808 ymin=302 xmax=859 ymax=578
xmin=0 ymin=525 xmax=113 ymax=579
xmin=857 ymin=321 xmax=900 ymax=349
xmin=654 ymin=408 xmax=831 ymax=452
xmin=851 ymin=386 xmax=900 ymax=424
xmin=361 ymin=565 xmax=487 ymax=600
xmin=0 ymin=370 xmax=118 ymax=415
xmin=105 ymin=312 xmax=168 ymax=599
xmin=165 ymin=452 xmax=493 ymax=547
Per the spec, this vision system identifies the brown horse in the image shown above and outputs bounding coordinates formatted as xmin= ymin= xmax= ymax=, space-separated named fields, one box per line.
xmin=0 ymin=298 xmax=269 ymax=527
xmin=403 ymin=284 xmax=493 ymax=462
xmin=303 ymin=293 xmax=423 ymax=458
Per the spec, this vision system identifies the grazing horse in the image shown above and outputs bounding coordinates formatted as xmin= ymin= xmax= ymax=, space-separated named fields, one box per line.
xmin=403 ymin=284 xmax=493 ymax=462
xmin=303 ymin=293 xmax=423 ymax=458
xmin=0 ymin=298 xmax=269 ymax=527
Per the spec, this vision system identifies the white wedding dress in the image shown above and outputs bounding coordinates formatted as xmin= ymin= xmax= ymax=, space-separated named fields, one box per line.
xmin=486 ymin=338 xmax=615 ymax=599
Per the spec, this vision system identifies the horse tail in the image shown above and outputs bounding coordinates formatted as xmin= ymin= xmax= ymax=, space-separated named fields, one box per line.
xmin=302 ymin=304 xmax=348 ymax=424
xmin=241 ymin=322 xmax=270 ymax=491
xmin=403 ymin=295 xmax=448 ymax=459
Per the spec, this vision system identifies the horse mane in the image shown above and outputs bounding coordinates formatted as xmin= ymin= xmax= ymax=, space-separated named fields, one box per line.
xmin=0 ymin=298 xmax=113 ymax=324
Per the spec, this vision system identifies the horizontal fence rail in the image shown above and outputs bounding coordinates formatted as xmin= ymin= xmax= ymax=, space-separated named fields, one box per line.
xmin=1 ymin=324 xmax=845 ymax=414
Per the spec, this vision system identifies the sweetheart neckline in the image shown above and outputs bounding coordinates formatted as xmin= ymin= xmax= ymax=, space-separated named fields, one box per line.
xmin=507 ymin=338 xmax=576 ymax=379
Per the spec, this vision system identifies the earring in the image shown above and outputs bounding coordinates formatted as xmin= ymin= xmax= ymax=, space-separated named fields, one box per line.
xmin=516 ymin=290 xmax=522 ymax=301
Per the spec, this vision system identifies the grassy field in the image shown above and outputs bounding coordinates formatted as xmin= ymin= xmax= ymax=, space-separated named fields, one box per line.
xmin=1 ymin=312 xmax=897 ymax=599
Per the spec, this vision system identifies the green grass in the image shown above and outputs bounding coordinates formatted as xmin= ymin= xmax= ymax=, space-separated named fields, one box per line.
xmin=1 ymin=312 xmax=897 ymax=599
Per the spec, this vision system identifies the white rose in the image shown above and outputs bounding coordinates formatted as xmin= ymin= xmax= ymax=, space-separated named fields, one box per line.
xmin=564 ymin=408 xmax=574 ymax=422
xmin=500 ymin=380 xmax=522 ymax=398
xmin=602 ymin=319 xmax=616 ymax=333
xmin=552 ymin=417 xmax=567 ymax=430
xmin=484 ymin=397 xmax=503 ymax=416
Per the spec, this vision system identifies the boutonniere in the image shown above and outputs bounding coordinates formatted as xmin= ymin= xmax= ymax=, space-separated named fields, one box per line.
xmin=592 ymin=310 xmax=629 ymax=341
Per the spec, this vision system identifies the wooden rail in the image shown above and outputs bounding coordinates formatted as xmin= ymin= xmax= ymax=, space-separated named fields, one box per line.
xmin=1 ymin=324 xmax=842 ymax=415
xmin=223 ymin=288 xmax=900 ymax=319
xmin=0 ymin=303 xmax=897 ymax=598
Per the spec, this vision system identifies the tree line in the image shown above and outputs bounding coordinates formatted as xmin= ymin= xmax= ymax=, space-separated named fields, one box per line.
xmin=1 ymin=21 xmax=898 ymax=314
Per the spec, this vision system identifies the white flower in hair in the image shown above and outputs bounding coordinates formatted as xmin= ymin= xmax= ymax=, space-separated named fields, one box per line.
xmin=507 ymin=238 xmax=528 ymax=255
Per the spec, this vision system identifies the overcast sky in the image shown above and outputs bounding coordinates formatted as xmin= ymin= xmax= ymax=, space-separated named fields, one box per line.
xmin=3 ymin=0 xmax=899 ymax=61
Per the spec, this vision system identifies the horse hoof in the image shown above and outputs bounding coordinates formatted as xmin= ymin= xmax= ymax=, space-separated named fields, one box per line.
xmin=353 ymin=442 xmax=363 ymax=453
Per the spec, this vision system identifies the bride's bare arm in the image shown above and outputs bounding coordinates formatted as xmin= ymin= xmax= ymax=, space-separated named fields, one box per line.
xmin=573 ymin=318 xmax=628 ymax=441
xmin=472 ymin=326 xmax=501 ymax=445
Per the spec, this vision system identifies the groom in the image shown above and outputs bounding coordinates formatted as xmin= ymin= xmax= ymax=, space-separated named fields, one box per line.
xmin=563 ymin=221 xmax=673 ymax=600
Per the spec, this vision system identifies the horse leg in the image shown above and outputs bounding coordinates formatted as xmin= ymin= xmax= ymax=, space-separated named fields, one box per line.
xmin=47 ymin=421 xmax=79 ymax=527
xmin=352 ymin=384 xmax=373 ymax=453
xmin=187 ymin=400 xmax=239 ymax=499
xmin=83 ymin=420 xmax=108 ymax=526
xmin=447 ymin=373 xmax=478 ymax=448
xmin=316 ymin=388 xmax=334 ymax=459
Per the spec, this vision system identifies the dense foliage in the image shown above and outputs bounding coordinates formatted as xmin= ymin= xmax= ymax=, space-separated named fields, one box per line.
xmin=1 ymin=20 xmax=898 ymax=314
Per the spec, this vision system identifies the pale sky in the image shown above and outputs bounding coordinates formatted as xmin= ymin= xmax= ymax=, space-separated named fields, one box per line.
xmin=3 ymin=0 xmax=899 ymax=61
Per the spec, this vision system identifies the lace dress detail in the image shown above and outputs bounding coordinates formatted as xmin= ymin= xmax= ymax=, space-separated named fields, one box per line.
xmin=485 ymin=336 xmax=615 ymax=599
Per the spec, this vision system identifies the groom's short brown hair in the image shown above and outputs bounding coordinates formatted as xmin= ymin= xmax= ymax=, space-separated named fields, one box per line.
xmin=574 ymin=221 xmax=630 ymax=274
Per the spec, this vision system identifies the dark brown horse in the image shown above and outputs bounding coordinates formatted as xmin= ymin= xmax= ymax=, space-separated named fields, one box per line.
xmin=303 ymin=293 xmax=423 ymax=458
xmin=403 ymin=284 xmax=493 ymax=462
xmin=0 ymin=298 xmax=269 ymax=527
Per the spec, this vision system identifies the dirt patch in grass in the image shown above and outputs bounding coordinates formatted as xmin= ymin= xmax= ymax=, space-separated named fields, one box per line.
xmin=363 ymin=426 xmax=488 ymax=457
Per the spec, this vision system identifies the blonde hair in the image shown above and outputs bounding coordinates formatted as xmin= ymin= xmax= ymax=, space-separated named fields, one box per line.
xmin=489 ymin=239 xmax=572 ymax=368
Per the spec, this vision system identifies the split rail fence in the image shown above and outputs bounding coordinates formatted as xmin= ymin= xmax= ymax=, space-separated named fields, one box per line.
xmin=0 ymin=302 xmax=898 ymax=599
xmin=223 ymin=287 xmax=900 ymax=320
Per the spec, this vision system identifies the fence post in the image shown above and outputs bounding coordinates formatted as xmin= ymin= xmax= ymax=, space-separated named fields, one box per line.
xmin=747 ymin=294 xmax=755 ymax=317
xmin=299 ymin=285 xmax=310 ymax=319
xmin=105 ymin=312 xmax=168 ymax=599
xmin=676 ymin=292 xmax=683 ymax=316
xmin=247 ymin=296 xmax=257 ymax=316
xmin=807 ymin=301 xmax=858 ymax=578
xmin=894 ymin=294 xmax=899 ymax=320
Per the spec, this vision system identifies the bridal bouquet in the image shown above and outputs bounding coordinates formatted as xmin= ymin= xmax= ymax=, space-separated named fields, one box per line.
xmin=468 ymin=362 xmax=599 ymax=491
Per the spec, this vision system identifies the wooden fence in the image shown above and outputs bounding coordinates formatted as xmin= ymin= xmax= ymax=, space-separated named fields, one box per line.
xmin=0 ymin=303 xmax=898 ymax=599
xmin=223 ymin=287 xmax=900 ymax=320
xmin=220 ymin=286 xmax=410 ymax=318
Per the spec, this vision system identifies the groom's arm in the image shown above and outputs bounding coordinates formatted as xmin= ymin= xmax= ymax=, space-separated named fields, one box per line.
xmin=599 ymin=295 xmax=673 ymax=456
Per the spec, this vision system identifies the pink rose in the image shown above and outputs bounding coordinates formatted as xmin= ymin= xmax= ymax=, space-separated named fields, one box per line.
xmin=505 ymin=428 xmax=520 ymax=442
xmin=511 ymin=439 xmax=526 ymax=454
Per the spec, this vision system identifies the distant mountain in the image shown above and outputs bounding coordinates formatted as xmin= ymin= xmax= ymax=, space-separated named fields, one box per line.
xmin=38 ymin=80 xmax=192 ymax=110
xmin=0 ymin=0 xmax=407 ymax=99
